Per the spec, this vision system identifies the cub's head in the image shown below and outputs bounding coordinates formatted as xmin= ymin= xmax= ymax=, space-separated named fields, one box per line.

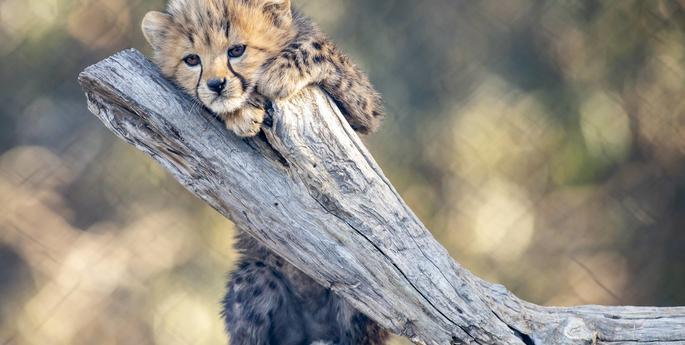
xmin=142 ymin=0 xmax=295 ymax=115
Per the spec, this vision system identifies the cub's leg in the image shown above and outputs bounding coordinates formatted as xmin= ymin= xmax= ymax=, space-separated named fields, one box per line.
xmin=257 ymin=39 xmax=384 ymax=134
xmin=222 ymin=258 xmax=307 ymax=345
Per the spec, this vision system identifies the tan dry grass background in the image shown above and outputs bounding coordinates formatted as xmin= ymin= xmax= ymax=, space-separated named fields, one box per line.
xmin=1 ymin=1 xmax=684 ymax=344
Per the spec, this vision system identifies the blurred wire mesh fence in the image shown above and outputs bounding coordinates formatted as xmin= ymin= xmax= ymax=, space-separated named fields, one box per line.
xmin=1 ymin=0 xmax=684 ymax=344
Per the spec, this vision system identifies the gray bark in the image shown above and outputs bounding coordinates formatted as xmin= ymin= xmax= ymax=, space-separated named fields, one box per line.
xmin=79 ymin=49 xmax=685 ymax=345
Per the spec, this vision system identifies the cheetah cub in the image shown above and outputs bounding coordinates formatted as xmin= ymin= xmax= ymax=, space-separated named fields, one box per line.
xmin=141 ymin=0 xmax=388 ymax=344
xmin=142 ymin=0 xmax=384 ymax=137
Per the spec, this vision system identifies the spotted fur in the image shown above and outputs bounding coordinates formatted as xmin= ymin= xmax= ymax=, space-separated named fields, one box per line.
xmin=222 ymin=235 xmax=388 ymax=345
xmin=142 ymin=0 xmax=384 ymax=137
xmin=142 ymin=1 xmax=388 ymax=344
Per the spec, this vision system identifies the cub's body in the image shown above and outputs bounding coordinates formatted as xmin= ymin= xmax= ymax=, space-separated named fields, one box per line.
xmin=142 ymin=0 xmax=387 ymax=344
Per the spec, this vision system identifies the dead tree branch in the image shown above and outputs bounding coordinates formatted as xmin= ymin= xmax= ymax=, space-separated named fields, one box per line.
xmin=79 ymin=49 xmax=685 ymax=345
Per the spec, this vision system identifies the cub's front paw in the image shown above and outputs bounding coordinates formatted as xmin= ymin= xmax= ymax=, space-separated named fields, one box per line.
xmin=224 ymin=105 xmax=265 ymax=137
xmin=257 ymin=67 xmax=304 ymax=100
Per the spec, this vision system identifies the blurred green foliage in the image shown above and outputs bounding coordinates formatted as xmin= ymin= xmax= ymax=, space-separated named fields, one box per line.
xmin=0 ymin=0 xmax=684 ymax=344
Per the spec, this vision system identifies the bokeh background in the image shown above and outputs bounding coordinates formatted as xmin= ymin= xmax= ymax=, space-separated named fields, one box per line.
xmin=1 ymin=0 xmax=684 ymax=344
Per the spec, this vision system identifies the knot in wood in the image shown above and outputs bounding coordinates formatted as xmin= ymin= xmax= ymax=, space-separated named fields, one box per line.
xmin=562 ymin=318 xmax=595 ymax=343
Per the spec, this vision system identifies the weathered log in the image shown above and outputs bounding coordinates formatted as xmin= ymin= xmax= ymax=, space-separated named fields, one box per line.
xmin=79 ymin=49 xmax=685 ymax=345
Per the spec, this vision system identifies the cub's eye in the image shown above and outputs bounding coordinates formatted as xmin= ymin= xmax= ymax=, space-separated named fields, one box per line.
xmin=228 ymin=45 xmax=246 ymax=58
xmin=183 ymin=54 xmax=201 ymax=66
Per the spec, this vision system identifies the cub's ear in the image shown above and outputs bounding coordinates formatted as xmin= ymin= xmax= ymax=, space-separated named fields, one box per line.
xmin=261 ymin=0 xmax=292 ymax=21
xmin=142 ymin=11 xmax=173 ymax=50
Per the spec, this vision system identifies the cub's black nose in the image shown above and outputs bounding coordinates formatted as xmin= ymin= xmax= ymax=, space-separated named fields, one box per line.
xmin=207 ymin=78 xmax=226 ymax=94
